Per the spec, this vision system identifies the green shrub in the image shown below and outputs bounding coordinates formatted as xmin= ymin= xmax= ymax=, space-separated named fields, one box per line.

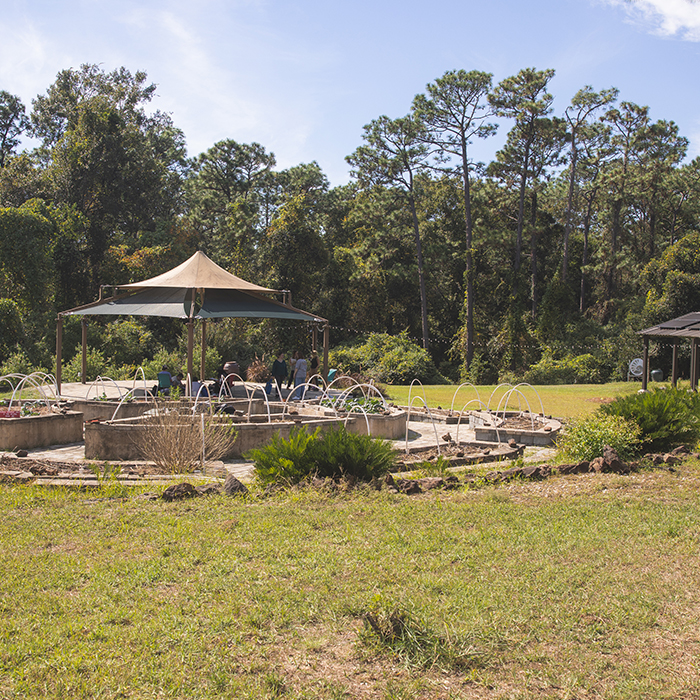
xmin=63 ymin=347 xmax=117 ymax=382
xmin=598 ymin=387 xmax=700 ymax=453
xmin=0 ymin=350 xmax=47 ymax=377
xmin=247 ymin=424 xmax=396 ymax=485
xmin=557 ymin=414 xmax=642 ymax=462
xmin=524 ymin=353 xmax=613 ymax=385
xmin=330 ymin=332 xmax=446 ymax=385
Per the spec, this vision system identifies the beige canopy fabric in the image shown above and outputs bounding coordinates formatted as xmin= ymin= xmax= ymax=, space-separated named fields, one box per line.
xmin=118 ymin=250 xmax=277 ymax=293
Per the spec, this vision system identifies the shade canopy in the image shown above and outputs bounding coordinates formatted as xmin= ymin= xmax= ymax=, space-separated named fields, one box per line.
xmin=61 ymin=287 xmax=324 ymax=323
xmin=118 ymin=250 xmax=276 ymax=293
xmin=56 ymin=250 xmax=328 ymax=392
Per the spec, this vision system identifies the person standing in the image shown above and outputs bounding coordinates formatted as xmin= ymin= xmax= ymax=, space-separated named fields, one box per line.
xmin=271 ymin=351 xmax=287 ymax=399
xmin=309 ymin=350 xmax=319 ymax=387
xmin=292 ymin=352 xmax=308 ymax=400
xmin=286 ymin=351 xmax=298 ymax=389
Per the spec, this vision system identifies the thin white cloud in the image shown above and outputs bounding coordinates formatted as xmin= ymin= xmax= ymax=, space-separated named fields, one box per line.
xmin=603 ymin=0 xmax=700 ymax=40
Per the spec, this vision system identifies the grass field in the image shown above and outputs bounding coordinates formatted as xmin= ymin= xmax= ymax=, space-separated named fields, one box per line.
xmin=2 ymin=380 xmax=698 ymax=698
xmin=385 ymin=382 xmax=644 ymax=421
xmin=2 ymin=460 xmax=700 ymax=699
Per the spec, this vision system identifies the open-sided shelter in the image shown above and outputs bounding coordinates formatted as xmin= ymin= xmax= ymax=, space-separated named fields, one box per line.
xmin=56 ymin=251 xmax=328 ymax=393
xmin=638 ymin=312 xmax=700 ymax=390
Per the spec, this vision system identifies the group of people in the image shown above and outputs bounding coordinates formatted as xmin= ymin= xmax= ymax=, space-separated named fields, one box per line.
xmin=270 ymin=350 xmax=320 ymax=400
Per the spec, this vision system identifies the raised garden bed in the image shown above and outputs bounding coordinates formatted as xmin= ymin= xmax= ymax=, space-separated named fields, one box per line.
xmin=0 ymin=410 xmax=83 ymax=451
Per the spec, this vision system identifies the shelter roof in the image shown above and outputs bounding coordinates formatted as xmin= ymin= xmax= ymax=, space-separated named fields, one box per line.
xmin=117 ymin=250 xmax=276 ymax=293
xmin=61 ymin=287 xmax=325 ymax=323
xmin=639 ymin=312 xmax=700 ymax=339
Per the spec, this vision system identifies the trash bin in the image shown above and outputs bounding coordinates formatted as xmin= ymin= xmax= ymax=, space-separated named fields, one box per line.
xmin=650 ymin=369 xmax=663 ymax=382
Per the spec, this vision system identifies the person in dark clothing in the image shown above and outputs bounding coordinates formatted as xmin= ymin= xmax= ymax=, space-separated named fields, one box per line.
xmin=271 ymin=352 xmax=287 ymax=398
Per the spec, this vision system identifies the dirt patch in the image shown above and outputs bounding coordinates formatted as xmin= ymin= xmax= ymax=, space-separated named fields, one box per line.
xmin=499 ymin=415 xmax=546 ymax=430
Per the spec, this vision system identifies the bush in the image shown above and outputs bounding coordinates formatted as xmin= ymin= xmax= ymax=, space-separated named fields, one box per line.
xmin=0 ymin=350 xmax=47 ymax=377
xmin=62 ymin=347 xmax=117 ymax=382
xmin=598 ymin=387 xmax=700 ymax=453
xmin=524 ymin=353 xmax=613 ymax=385
xmin=557 ymin=413 xmax=642 ymax=462
xmin=135 ymin=410 xmax=237 ymax=473
xmin=247 ymin=424 xmax=396 ymax=485
xmin=330 ymin=332 xmax=446 ymax=385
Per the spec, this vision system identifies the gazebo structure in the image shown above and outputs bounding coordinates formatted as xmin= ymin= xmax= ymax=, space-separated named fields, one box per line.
xmin=56 ymin=251 xmax=328 ymax=394
xmin=638 ymin=312 xmax=700 ymax=390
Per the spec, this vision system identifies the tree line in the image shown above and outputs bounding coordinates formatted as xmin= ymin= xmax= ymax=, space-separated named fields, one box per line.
xmin=0 ymin=64 xmax=697 ymax=383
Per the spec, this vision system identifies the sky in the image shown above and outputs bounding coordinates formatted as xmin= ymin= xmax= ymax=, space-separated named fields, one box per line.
xmin=1 ymin=0 xmax=700 ymax=186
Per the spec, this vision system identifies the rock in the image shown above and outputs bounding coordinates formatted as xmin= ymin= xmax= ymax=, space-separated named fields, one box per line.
xmin=394 ymin=477 xmax=422 ymax=494
xmin=15 ymin=450 xmax=28 ymax=458
xmin=161 ymin=482 xmax=197 ymax=501
xmin=385 ymin=473 xmax=396 ymax=487
xmin=28 ymin=464 xmax=59 ymax=476
xmin=441 ymin=433 xmax=453 ymax=443
xmin=508 ymin=439 xmax=517 ymax=448
xmin=500 ymin=467 xmax=523 ymax=481
xmin=663 ymin=454 xmax=680 ymax=465
xmin=418 ymin=477 xmax=445 ymax=490
xmin=196 ymin=484 xmax=221 ymax=496
xmin=222 ymin=474 xmax=249 ymax=496
xmin=522 ymin=465 xmax=549 ymax=479
xmin=671 ymin=445 xmax=689 ymax=455
xmin=590 ymin=446 xmax=629 ymax=474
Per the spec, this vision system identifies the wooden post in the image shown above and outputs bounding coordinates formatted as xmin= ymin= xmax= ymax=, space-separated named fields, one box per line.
xmin=672 ymin=340 xmax=678 ymax=387
xmin=56 ymin=316 xmax=63 ymax=396
xmin=323 ymin=323 xmax=329 ymax=381
xmin=81 ymin=318 xmax=87 ymax=384
xmin=187 ymin=321 xmax=194 ymax=378
xmin=200 ymin=320 xmax=207 ymax=381
xmin=691 ymin=339 xmax=697 ymax=392
xmin=642 ymin=337 xmax=649 ymax=391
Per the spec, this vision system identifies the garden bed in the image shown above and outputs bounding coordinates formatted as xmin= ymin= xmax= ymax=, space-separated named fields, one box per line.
xmin=0 ymin=410 xmax=84 ymax=451
xmin=394 ymin=439 xmax=522 ymax=470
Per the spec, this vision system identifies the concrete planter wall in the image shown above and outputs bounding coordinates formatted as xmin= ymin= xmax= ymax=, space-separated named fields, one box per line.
xmin=0 ymin=411 xmax=83 ymax=451
xmin=84 ymin=407 xmax=407 ymax=461
xmin=68 ymin=400 xmax=153 ymax=422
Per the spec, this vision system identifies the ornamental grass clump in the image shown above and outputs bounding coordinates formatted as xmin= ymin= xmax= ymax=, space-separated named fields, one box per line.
xmin=247 ymin=424 xmax=396 ymax=486
xmin=598 ymin=386 xmax=700 ymax=454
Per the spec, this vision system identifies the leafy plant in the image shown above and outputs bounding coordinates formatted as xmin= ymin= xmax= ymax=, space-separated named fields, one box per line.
xmin=598 ymin=386 xmax=700 ymax=453
xmin=557 ymin=413 xmax=642 ymax=462
xmin=247 ymin=425 xmax=321 ymax=486
xmin=247 ymin=424 xmax=396 ymax=485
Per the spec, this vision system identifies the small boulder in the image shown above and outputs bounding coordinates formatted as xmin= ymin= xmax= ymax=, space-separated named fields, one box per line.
xmin=222 ymin=474 xmax=249 ymax=496
xmin=161 ymin=482 xmax=197 ymax=501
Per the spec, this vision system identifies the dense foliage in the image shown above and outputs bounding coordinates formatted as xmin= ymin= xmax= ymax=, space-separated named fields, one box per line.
xmin=1 ymin=63 xmax=699 ymax=382
xmin=598 ymin=387 xmax=700 ymax=453
xmin=247 ymin=425 xmax=396 ymax=485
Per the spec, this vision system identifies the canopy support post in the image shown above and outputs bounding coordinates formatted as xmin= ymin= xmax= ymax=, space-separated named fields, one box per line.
xmin=187 ymin=321 xmax=194 ymax=378
xmin=81 ymin=318 xmax=88 ymax=384
xmin=200 ymin=320 xmax=207 ymax=381
xmin=312 ymin=324 xmax=318 ymax=352
xmin=672 ymin=340 xmax=678 ymax=387
xmin=642 ymin=337 xmax=649 ymax=391
xmin=323 ymin=323 xmax=329 ymax=381
xmin=56 ymin=316 xmax=63 ymax=397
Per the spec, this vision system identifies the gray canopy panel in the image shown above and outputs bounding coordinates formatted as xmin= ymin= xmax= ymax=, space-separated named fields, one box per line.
xmin=61 ymin=286 xmax=325 ymax=322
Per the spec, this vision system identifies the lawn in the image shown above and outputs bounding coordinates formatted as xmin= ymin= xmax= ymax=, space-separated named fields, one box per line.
xmin=385 ymin=381 xmax=645 ymax=420
xmin=2 ymin=460 xmax=700 ymax=699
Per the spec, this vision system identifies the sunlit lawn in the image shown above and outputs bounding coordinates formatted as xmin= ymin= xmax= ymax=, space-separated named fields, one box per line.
xmin=386 ymin=381 xmax=653 ymax=420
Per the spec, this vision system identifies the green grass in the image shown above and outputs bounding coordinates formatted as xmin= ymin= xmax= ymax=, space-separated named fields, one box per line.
xmin=386 ymin=381 xmax=644 ymax=420
xmin=2 ymin=463 xmax=700 ymax=698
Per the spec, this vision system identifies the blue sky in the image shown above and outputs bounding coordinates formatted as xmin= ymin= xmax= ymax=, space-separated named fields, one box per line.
xmin=2 ymin=0 xmax=699 ymax=186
